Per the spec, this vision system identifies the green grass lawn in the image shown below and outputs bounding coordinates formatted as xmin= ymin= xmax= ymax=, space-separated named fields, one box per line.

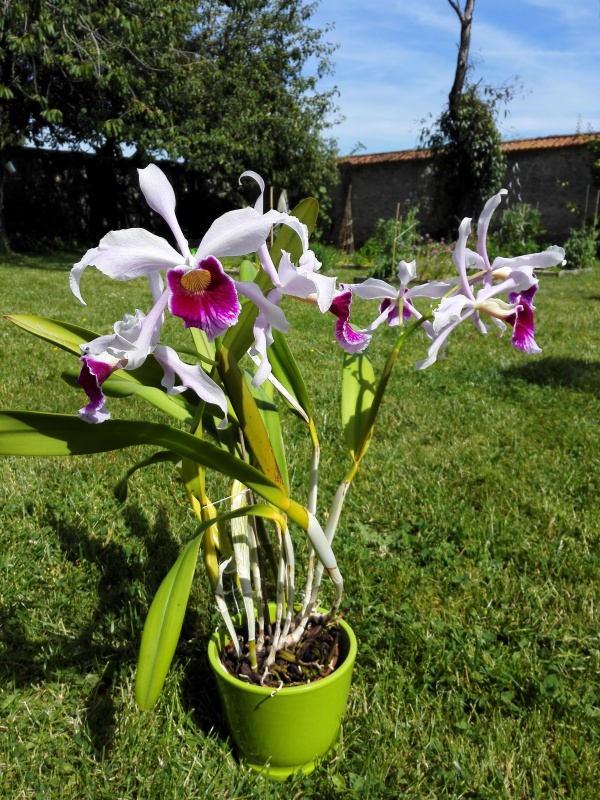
xmin=1 ymin=252 xmax=599 ymax=798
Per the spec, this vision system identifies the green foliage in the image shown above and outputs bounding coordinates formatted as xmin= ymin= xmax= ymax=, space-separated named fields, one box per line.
xmin=356 ymin=208 xmax=420 ymax=278
xmin=0 ymin=1 xmax=339 ymax=249
xmin=175 ymin=1 xmax=340 ymax=200
xmin=563 ymin=225 xmax=599 ymax=269
xmin=488 ymin=202 xmax=546 ymax=260
xmin=421 ymin=84 xmax=509 ymax=223
xmin=355 ymin=208 xmax=454 ymax=280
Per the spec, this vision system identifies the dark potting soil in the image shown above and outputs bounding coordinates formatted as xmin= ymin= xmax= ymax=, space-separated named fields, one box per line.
xmin=221 ymin=618 xmax=341 ymax=688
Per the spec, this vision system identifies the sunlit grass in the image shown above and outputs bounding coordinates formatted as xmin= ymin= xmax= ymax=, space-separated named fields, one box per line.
xmin=1 ymin=254 xmax=599 ymax=798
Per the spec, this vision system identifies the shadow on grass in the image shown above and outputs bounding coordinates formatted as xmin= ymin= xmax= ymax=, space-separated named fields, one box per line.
xmin=503 ymin=356 xmax=600 ymax=393
xmin=0 ymin=501 xmax=223 ymax=757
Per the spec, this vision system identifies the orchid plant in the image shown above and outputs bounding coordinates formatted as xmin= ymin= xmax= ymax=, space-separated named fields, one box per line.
xmin=0 ymin=169 xmax=565 ymax=708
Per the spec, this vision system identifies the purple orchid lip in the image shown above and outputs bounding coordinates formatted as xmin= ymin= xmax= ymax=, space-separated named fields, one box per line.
xmin=330 ymin=291 xmax=371 ymax=353
xmin=167 ymin=256 xmax=241 ymax=341
xmin=506 ymin=297 xmax=541 ymax=355
xmin=77 ymin=355 xmax=125 ymax=421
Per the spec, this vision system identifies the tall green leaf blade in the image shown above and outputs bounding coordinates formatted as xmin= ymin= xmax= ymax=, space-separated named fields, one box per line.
xmin=6 ymin=314 xmax=101 ymax=355
xmin=341 ymin=352 xmax=376 ymax=461
xmin=217 ymin=347 xmax=285 ymax=492
xmin=244 ymin=370 xmax=289 ymax=494
xmin=135 ymin=532 xmax=203 ymax=710
xmin=61 ymin=372 xmax=195 ymax=424
xmin=0 ymin=411 xmax=287 ymax=508
xmin=239 ymin=259 xmax=258 ymax=282
xmin=269 ymin=328 xmax=312 ymax=418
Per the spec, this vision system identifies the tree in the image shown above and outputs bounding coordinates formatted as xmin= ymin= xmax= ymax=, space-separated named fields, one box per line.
xmin=182 ymin=1 xmax=340 ymax=202
xmin=420 ymin=0 xmax=508 ymax=225
xmin=0 ymin=0 xmax=339 ymax=252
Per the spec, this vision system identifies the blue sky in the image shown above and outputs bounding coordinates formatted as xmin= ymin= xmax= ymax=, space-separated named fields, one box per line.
xmin=309 ymin=0 xmax=600 ymax=156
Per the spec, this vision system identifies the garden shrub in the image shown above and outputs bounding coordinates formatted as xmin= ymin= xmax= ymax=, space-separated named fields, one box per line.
xmin=488 ymin=202 xmax=545 ymax=260
xmin=563 ymin=225 xmax=598 ymax=269
xmin=356 ymin=207 xmax=420 ymax=279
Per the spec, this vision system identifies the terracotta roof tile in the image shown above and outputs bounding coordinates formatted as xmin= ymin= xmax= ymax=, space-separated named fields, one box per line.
xmin=340 ymin=132 xmax=599 ymax=166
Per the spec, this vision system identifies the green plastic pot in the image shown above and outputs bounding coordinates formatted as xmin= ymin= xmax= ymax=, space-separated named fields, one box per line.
xmin=207 ymin=608 xmax=357 ymax=781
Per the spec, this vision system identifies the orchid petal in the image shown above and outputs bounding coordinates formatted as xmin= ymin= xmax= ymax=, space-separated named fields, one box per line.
xmin=195 ymin=207 xmax=274 ymax=261
xmin=148 ymin=272 xmax=165 ymax=305
xmin=330 ymin=291 xmax=371 ymax=353
xmin=397 ymin=259 xmax=417 ymax=287
xmin=77 ymin=353 xmax=124 ymax=423
xmin=278 ymin=251 xmax=336 ymax=312
xmin=476 ymin=297 xmax=520 ymax=321
xmin=415 ymin=318 xmax=465 ymax=370
xmin=452 ymin=217 xmax=475 ymax=300
xmin=346 ymin=278 xmax=398 ymax=301
xmin=235 ymin=281 xmax=290 ymax=333
xmin=509 ymin=300 xmax=542 ymax=355
xmin=70 ymin=229 xmax=183 ymax=303
xmin=154 ymin=345 xmax=228 ymax=425
xmin=195 ymin=206 xmax=308 ymax=264
xmin=465 ymin=248 xmax=486 ymax=270
xmin=491 ymin=247 xmax=566 ymax=273
xmin=264 ymin=210 xmax=309 ymax=253
xmin=138 ymin=165 xmax=191 ymax=258
xmin=249 ymin=312 xmax=274 ymax=387
xmin=239 ymin=170 xmax=265 ymax=213
xmin=477 ymin=189 xmax=507 ymax=269
xmin=256 ymin=243 xmax=280 ymax=284
xmin=406 ymin=279 xmax=456 ymax=300
xmin=478 ymin=268 xmax=537 ymax=302
xmin=432 ymin=295 xmax=473 ymax=333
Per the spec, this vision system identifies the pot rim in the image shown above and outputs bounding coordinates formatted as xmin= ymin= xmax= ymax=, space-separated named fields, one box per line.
xmin=208 ymin=614 xmax=357 ymax=697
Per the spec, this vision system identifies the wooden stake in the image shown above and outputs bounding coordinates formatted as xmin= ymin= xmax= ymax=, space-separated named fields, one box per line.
xmin=391 ymin=202 xmax=401 ymax=278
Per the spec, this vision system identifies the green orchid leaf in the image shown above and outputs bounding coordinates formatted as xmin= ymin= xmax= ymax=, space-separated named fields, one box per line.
xmin=239 ymin=259 xmax=258 ymax=282
xmin=0 ymin=411 xmax=288 ymax=510
xmin=6 ymin=314 xmax=101 ymax=355
xmin=114 ymin=451 xmax=181 ymax=503
xmin=189 ymin=327 xmax=216 ymax=364
xmin=341 ymin=352 xmax=376 ymax=461
xmin=269 ymin=328 xmax=313 ymax=419
xmin=244 ymin=370 xmax=289 ymax=493
xmin=136 ymin=502 xmax=286 ymax=710
xmin=217 ymin=347 xmax=285 ymax=492
xmin=135 ymin=531 xmax=204 ymax=710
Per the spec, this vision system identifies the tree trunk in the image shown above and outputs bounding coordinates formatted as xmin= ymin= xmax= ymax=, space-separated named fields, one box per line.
xmin=447 ymin=0 xmax=475 ymax=130
xmin=0 ymin=158 xmax=11 ymax=255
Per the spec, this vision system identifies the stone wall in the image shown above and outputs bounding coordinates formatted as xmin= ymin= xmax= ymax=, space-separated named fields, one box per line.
xmin=332 ymin=136 xmax=599 ymax=249
xmin=5 ymin=136 xmax=599 ymax=252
